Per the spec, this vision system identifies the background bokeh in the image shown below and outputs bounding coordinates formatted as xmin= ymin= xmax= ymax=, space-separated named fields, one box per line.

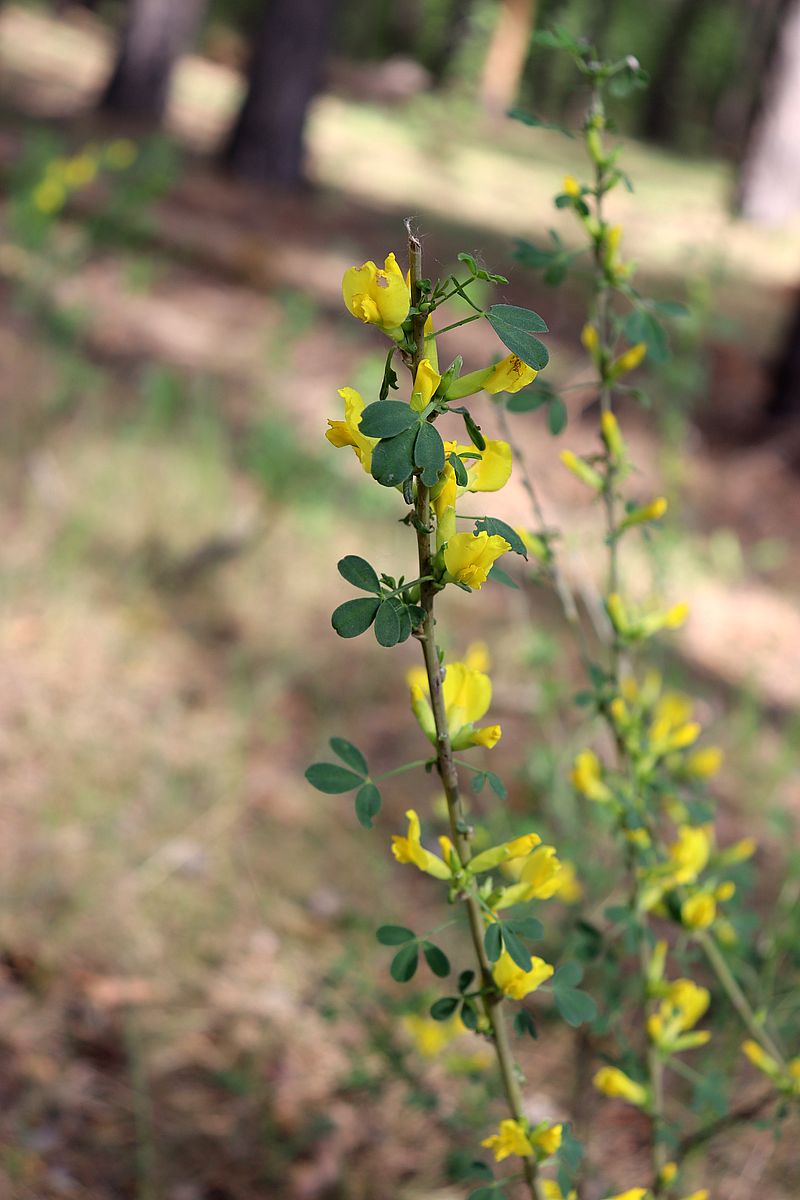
xmin=0 ymin=2 xmax=799 ymax=1198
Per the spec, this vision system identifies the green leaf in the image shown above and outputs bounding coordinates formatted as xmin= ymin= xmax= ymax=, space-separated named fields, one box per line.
xmin=329 ymin=737 xmax=368 ymax=775
xmin=652 ymin=300 xmax=689 ymax=319
xmin=371 ymin=426 xmax=417 ymax=488
xmin=486 ymin=771 xmax=508 ymax=801
xmin=430 ymin=996 xmax=459 ymax=1021
xmin=305 ymin=762 xmax=363 ymax=794
xmin=506 ymin=916 xmax=544 ymax=940
xmin=547 ymin=397 xmax=568 ymax=435
xmin=471 ymin=771 xmax=487 ymax=794
xmin=623 ymin=309 xmax=669 ymax=365
xmin=474 ymin=516 xmax=527 ymax=559
xmin=462 ymin=410 xmax=486 ymax=451
xmin=423 ymin=942 xmax=451 ymax=978
xmin=390 ymin=942 xmax=419 ymax=982
xmin=487 ymin=565 xmax=519 ymax=589
xmin=484 ymin=923 xmax=502 ymax=962
xmin=355 ymin=782 xmax=382 ymax=828
xmin=467 ymin=1189 xmax=500 ymax=1200
xmin=507 ymin=107 xmax=573 ymax=137
xmin=505 ymin=388 xmax=549 ymax=413
xmin=486 ymin=304 xmax=550 ymax=372
xmin=460 ymin=998 xmax=478 ymax=1030
xmin=464 ymin=1161 xmax=494 ymax=1182
xmin=396 ymin=603 xmax=412 ymax=644
xmin=374 ymin=599 xmax=402 ymax=647
xmin=337 ymin=555 xmax=381 ymax=594
xmin=414 ymin=421 xmax=445 ymax=487
xmin=331 ymin=596 xmax=380 ymax=638
xmin=554 ymin=987 xmax=598 ymax=1027
xmin=457 ymin=251 xmax=478 ymax=273
xmin=502 ymin=927 xmax=532 ymax=972
xmin=376 ymin=925 xmax=415 ymax=945
xmin=513 ymin=1009 xmax=538 ymax=1039
xmin=457 ymin=969 xmax=475 ymax=993
xmin=379 ymin=348 xmax=399 ymax=402
xmin=553 ymin=962 xmax=583 ymax=988
xmin=359 ymin=400 xmax=419 ymax=438
xmin=449 ymin=451 xmax=469 ymax=487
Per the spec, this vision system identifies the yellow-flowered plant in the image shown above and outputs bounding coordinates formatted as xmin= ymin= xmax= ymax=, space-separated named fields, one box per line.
xmin=307 ymin=31 xmax=796 ymax=1200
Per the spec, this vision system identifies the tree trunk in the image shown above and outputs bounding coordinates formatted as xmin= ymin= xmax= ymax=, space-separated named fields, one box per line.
xmin=767 ymin=293 xmax=800 ymax=420
xmin=221 ymin=0 xmax=339 ymax=189
xmin=479 ymin=0 xmax=537 ymax=117
xmin=641 ymin=0 xmax=714 ymax=144
xmin=100 ymin=0 xmax=207 ymax=123
xmin=737 ymin=0 xmax=800 ymax=221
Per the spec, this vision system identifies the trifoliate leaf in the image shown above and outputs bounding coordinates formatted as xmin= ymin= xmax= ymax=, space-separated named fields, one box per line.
xmin=486 ymin=304 xmax=550 ymax=371
xmin=359 ymin=400 xmax=419 ymax=438
xmin=376 ymin=925 xmax=415 ymax=945
xmin=331 ymin=596 xmax=380 ymax=638
xmin=371 ymin=426 xmax=417 ymax=488
xmin=337 ymin=555 xmax=381 ymax=594
xmin=414 ymin=421 xmax=445 ymax=487
xmin=423 ymin=942 xmax=451 ymax=978
xmin=502 ymin=927 xmax=532 ymax=972
xmin=305 ymin=762 xmax=364 ymax=794
xmin=474 ymin=516 xmax=527 ymax=559
xmin=390 ymin=943 xmax=419 ymax=982
xmin=374 ymin=599 xmax=402 ymax=647
xmin=554 ymin=987 xmax=598 ymax=1027
xmin=460 ymin=998 xmax=479 ymax=1030
xmin=329 ymin=737 xmax=368 ymax=775
xmin=547 ymin=396 xmax=568 ymax=435
xmin=505 ymin=916 xmax=544 ymax=940
xmin=430 ymin=996 xmax=459 ymax=1021
xmin=513 ymin=1009 xmax=538 ymax=1039
xmin=486 ymin=771 xmax=508 ymax=800
xmin=457 ymin=969 xmax=475 ymax=993
xmin=484 ymin=923 xmax=502 ymax=963
xmin=553 ymin=962 xmax=583 ymax=988
xmin=355 ymin=782 xmax=382 ymax=828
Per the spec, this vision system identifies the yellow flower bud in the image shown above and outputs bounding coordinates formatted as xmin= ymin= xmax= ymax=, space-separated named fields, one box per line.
xmin=563 ymin=175 xmax=582 ymax=197
xmin=610 ymin=342 xmax=647 ymax=379
xmin=685 ymin=747 xmax=723 ymax=779
xmin=681 ymin=891 xmax=716 ymax=930
xmin=660 ymin=1163 xmax=678 ymax=1186
xmin=560 ymin=449 xmax=604 ymax=491
xmin=600 ymin=410 xmax=625 ymax=461
xmin=581 ymin=322 xmax=600 ymax=356
xmin=593 ymin=1066 xmax=648 ymax=1108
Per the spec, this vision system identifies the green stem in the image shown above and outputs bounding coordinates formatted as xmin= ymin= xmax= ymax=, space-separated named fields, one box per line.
xmin=697 ymin=930 xmax=787 ymax=1068
xmin=383 ymin=575 xmax=434 ymax=600
xmin=430 ymin=311 xmax=484 ymax=339
xmin=372 ymin=759 xmax=431 ymax=782
xmin=406 ymin=224 xmax=545 ymax=1200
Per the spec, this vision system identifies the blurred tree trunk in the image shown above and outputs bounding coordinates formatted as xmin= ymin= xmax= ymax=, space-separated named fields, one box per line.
xmin=767 ymin=293 xmax=800 ymax=420
xmin=221 ymin=0 xmax=338 ymax=188
xmin=479 ymin=0 xmax=536 ymax=117
xmin=100 ymin=0 xmax=207 ymax=122
xmin=641 ymin=0 xmax=714 ymax=143
xmin=737 ymin=0 xmax=800 ymax=221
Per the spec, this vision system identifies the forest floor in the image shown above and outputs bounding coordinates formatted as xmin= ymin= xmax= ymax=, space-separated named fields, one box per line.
xmin=0 ymin=5 xmax=798 ymax=1200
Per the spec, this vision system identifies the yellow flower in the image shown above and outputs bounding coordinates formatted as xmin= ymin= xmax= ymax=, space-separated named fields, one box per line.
xmin=560 ymin=449 xmax=604 ymax=491
xmin=681 ymin=1192 xmax=709 ymax=1200
xmin=571 ymin=750 xmax=612 ymax=803
xmin=553 ymin=860 xmax=583 ymax=903
xmin=681 ymin=891 xmax=716 ymax=930
xmin=621 ymin=497 xmax=667 ymax=530
xmin=432 ymin=439 xmax=512 ymax=546
xmin=481 ymin=1118 xmax=534 ymax=1161
xmin=685 ymin=746 xmax=723 ymax=778
xmin=63 ymin=153 xmax=97 ymax=189
xmin=581 ymin=323 xmax=600 ymax=355
xmin=483 ymin=353 xmax=538 ymax=394
xmin=411 ymin=358 xmax=442 ymax=412
xmin=403 ymin=1013 xmax=464 ymax=1057
xmin=494 ymin=845 xmax=564 ymax=908
xmin=741 ymin=1039 xmax=781 ymax=1079
xmin=604 ymin=1191 xmax=649 ymax=1200
xmin=493 ymin=950 xmax=554 ymax=1000
xmin=648 ymin=979 xmax=711 ymax=1051
xmin=32 ymin=178 xmax=66 ymax=214
xmin=446 ymin=353 xmax=537 ymax=400
xmin=408 ymin=656 xmax=502 ymax=751
xmin=660 ymin=1163 xmax=678 ymax=1186
xmin=531 ymin=1123 xmax=563 ymax=1158
xmin=668 ymin=826 xmax=712 ymax=883
xmin=601 ymin=410 xmax=625 ymax=461
xmin=104 ymin=138 xmax=138 ymax=169
xmin=391 ymin=810 xmax=452 ymax=880
xmin=563 ymin=175 xmax=581 ymax=197
xmin=611 ymin=342 xmax=647 ymax=378
xmin=443 ymin=531 xmax=510 ymax=589
xmin=326 ymin=387 xmax=379 ymax=473
xmin=543 ymin=1184 xmax=577 ymax=1200
xmin=342 ymin=252 xmax=410 ymax=333
xmin=469 ymin=832 xmax=542 ymax=874
xmin=593 ymin=1066 xmax=648 ymax=1108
